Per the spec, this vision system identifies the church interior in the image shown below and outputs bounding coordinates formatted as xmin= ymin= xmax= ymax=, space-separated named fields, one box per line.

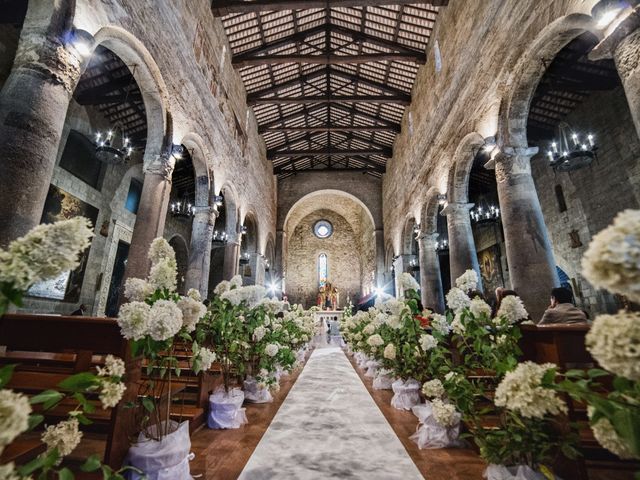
xmin=1 ymin=0 xmax=640 ymax=479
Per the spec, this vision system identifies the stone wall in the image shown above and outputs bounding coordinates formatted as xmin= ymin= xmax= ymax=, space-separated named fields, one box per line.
xmin=531 ymin=86 xmax=640 ymax=315
xmin=382 ymin=0 xmax=616 ymax=308
xmin=286 ymin=209 xmax=362 ymax=309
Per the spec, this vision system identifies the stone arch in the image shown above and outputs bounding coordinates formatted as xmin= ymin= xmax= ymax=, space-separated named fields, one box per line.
xmin=241 ymin=211 xmax=259 ymax=254
xmin=92 ymin=25 xmax=170 ymax=160
xmin=447 ymin=132 xmax=485 ymax=204
xmin=401 ymin=215 xmax=418 ymax=256
xmin=420 ymin=187 xmax=443 ymax=234
xmin=168 ymin=234 xmax=189 ymax=294
xmin=179 ymin=132 xmax=211 ymax=207
xmin=220 ymin=182 xmax=239 ymax=236
xmin=498 ymin=14 xmax=599 ymax=148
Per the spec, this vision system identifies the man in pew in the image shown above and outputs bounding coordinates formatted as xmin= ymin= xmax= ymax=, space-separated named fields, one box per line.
xmin=538 ymin=287 xmax=588 ymax=325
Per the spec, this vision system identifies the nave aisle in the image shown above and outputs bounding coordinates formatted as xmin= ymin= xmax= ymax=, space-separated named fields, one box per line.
xmin=238 ymin=345 xmax=424 ymax=479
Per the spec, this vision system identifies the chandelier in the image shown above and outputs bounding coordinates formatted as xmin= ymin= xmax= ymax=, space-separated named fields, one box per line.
xmin=434 ymin=238 xmax=449 ymax=253
xmin=239 ymin=252 xmax=250 ymax=265
xmin=409 ymin=257 xmax=419 ymax=271
xmin=212 ymin=230 xmax=228 ymax=245
xmin=265 ymin=258 xmax=271 ymax=272
xmin=470 ymin=203 xmax=500 ymax=224
xmin=546 ymin=122 xmax=597 ymax=173
xmin=169 ymin=197 xmax=195 ymax=218
xmin=95 ymin=129 xmax=133 ymax=164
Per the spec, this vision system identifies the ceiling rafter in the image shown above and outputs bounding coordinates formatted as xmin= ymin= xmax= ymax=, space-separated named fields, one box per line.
xmin=213 ymin=1 xmax=446 ymax=16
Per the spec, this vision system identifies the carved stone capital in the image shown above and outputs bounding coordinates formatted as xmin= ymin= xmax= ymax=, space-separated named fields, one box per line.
xmin=441 ymin=202 xmax=474 ymax=217
xmin=494 ymin=146 xmax=538 ymax=182
xmin=417 ymin=231 xmax=439 ymax=245
xmin=143 ymin=152 xmax=175 ymax=179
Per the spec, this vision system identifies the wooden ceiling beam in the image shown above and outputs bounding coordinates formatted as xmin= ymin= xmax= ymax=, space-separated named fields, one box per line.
xmin=260 ymin=125 xmax=399 ymax=133
xmin=76 ymin=92 xmax=143 ymax=106
xmin=258 ymin=103 xmax=327 ymax=129
xmin=249 ymin=95 xmax=410 ymax=105
xmin=234 ymin=52 xmax=424 ymax=67
xmin=213 ymin=1 xmax=446 ymax=16
xmin=267 ymin=148 xmax=391 ymax=159
xmin=328 ymin=24 xmax=426 ymax=58
xmin=247 ymin=69 xmax=326 ymax=100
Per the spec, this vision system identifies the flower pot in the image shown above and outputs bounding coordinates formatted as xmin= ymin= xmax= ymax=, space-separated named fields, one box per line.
xmin=484 ymin=465 xmax=555 ymax=480
xmin=410 ymin=402 xmax=460 ymax=449
xmin=126 ymin=421 xmax=194 ymax=480
xmin=372 ymin=369 xmax=394 ymax=390
xmin=243 ymin=376 xmax=273 ymax=404
xmin=364 ymin=360 xmax=379 ymax=378
xmin=390 ymin=378 xmax=421 ymax=410
xmin=207 ymin=386 xmax=248 ymax=429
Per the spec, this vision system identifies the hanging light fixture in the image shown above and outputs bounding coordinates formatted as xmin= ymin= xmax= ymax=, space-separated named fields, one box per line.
xmin=239 ymin=252 xmax=250 ymax=265
xmin=212 ymin=230 xmax=228 ymax=245
xmin=94 ymin=65 xmax=138 ymax=165
xmin=170 ymin=197 xmax=195 ymax=218
xmin=546 ymin=122 xmax=598 ymax=173
xmin=470 ymin=202 xmax=500 ymax=224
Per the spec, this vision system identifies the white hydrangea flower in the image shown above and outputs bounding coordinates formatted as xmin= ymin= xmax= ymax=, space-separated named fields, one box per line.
xmin=353 ymin=332 xmax=363 ymax=341
xmin=432 ymin=398 xmax=459 ymax=427
xmin=230 ymin=275 xmax=243 ymax=289
xmin=148 ymin=300 xmax=183 ymax=341
xmin=586 ymin=311 xmax=640 ymax=380
xmin=455 ymin=269 xmax=478 ymax=292
xmin=0 ymin=217 xmax=93 ymax=291
xmin=259 ymin=297 xmax=284 ymax=314
xmin=195 ymin=347 xmax=217 ymax=373
xmin=400 ymin=272 xmax=420 ymax=292
xmin=582 ymin=209 xmax=640 ymax=303
xmin=253 ymin=325 xmax=267 ymax=342
xmin=374 ymin=312 xmax=388 ymax=326
xmin=469 ymin=298 xmax=491 ymax=318
xmin=177 ymin=296 xmax=207 ymax=332
xmin=446 ymin=287 xmax=471 ymax=313
xmin=265 ymin=343 xmax=279 ymax=357
xmin=494 ymin=362 xmax=567 ymax=419
xmin=124 ymin=277 xmax=153 ymax=302
xmin=148 ymin=238 xmax=175 ymax=265
xmin=0 ymin=389 xmax=31 ymax=449
xmin=187 ymin=288 xmax=202 ymax=302
xmin=450 ymin=312 xmax=465 ymax=335
xmin=0 ymin=462 xmax=24 ymax=480
xmin=383 ymin=343 xmax=396 ymax=360
xmin=421 ymin=379 xmax=444 ymax=399
xmin=148 ymin=258 xmax=177 ymax=292
xmin=367 ymin=334 xmax=384 ymax=347
xmin=444 ymin=371 xmax=461 ymax=383
xmin=214 ymin=280 xmax=230 ymax=296
xmin=117 ymin=301 xmax=151 ymax=340
xmin=431 ymin=314 xmax=451 ymax=336
xmin=221 ymin=285 xmax=267 ymax=308
xmin=99 ymin=380 xmax=126 ymax=409
xmin=496 ymin=296 xmax=529 ymax=325
xmin=420 ymin=334 xmax=438 ymax=351
xmin=97 ymin=355 xmax=125 ymax=378
xmin=363 ymin=324 xmax=375 ymax=335
xmin=386 ymin=314 xmax=402 ymax=329
xmin=41 ymin=418 xmax=82 ymax=457
xmin=588 ymin=407 xmax=638 ymax=460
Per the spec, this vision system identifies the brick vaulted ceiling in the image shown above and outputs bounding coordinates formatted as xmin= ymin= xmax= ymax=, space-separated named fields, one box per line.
xmin=213 ymin=1 xmax=446 ymax=178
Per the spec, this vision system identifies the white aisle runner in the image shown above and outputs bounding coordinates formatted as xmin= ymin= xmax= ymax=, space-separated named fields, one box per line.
xmin=238 ymin=346 xmax=424 ymax=479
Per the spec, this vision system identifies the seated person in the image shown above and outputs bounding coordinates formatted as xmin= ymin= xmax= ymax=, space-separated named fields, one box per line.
xmin=538 ymin=287 xmax=587 ymax=325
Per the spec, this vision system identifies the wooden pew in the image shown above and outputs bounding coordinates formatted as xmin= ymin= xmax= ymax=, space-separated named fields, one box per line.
xmin=0 ymin=313 xmax=134 ymax=469
xmin=519 ymin=323 xmax=640 ymax=477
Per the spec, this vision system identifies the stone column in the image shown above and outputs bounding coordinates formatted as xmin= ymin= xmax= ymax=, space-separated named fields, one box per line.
xmin=185 ymin=206 xmax=218 ymax=297
xmin=590 ymin=9 xmax=640 ymax=139
xmin=392 ymin=255 xmax=404 ymax=298
xmin=418 ymin=232 xmax=445 ymax=313
xmin=374 ymin=228 xmax=385 ymax=287
xmin=245 ymin=253 xmax=265 ymax=286
xmin=0 ymin=1 xmax=87 ymax=247
xmin=495 ymin=147 xmax=559 ymax=321
xmin=125 ymin=153 xmax=175 ymax=280
xmin=442 ymin=202 xmax=483 ymax=290
xmin=223 ymin=234 xmax=240 ymax=280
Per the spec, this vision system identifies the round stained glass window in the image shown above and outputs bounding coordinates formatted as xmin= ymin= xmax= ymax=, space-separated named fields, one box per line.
xmin=314 ymin=220 xmax=333 ymax=239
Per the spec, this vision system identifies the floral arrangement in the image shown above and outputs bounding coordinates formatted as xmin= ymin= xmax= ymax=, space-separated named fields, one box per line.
xmin=117 ymin=238 xmax=208 ymax=440
xmin=0 ymin=217 xmax=94 ymax=315
xmin=0 ymin=359 xmax=132 ymax=479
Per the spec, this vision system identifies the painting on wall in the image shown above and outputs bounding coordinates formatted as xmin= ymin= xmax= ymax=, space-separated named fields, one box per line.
xmin=477 ymin=245 xmax=504 ymax=301
xmin=27 ymin=185 xmax=98 ymax=302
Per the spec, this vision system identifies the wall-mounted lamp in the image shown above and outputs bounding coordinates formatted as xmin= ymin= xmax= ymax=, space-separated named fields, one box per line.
xmin=214 ymin=195 xmax=223 ymax=207
xmin=171 ymin=144 xmax=186 ymax=160
xmin=67 ymin=29 xmax=94 ymax=58
xmin=413 ymin=223 xmax=421 ymax=235
xmin=437 ymin=193 xmax=447 ymax=206
xmin=240 ymin=225 xmax=248 ymax=235
xmin=592 ymin=0 xmax=628 ymax=29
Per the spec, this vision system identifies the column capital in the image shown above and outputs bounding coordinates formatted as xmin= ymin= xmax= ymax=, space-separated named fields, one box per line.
xmin=417 ymin=231 xmax=439 ymax=244
xmin=441 ymin=202 xmax=474 ymax=216
xmin=590 ymin=6 xmax=640 ymax=62
xmin=143 ymin=152 xmax=175 ymax=179
xmin=493 ymin=146 xmax=539 ymax=181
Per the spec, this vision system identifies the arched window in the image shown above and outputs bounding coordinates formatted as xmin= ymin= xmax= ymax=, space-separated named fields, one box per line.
xmin=318 ymin=253 xmax=328 ymax=288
